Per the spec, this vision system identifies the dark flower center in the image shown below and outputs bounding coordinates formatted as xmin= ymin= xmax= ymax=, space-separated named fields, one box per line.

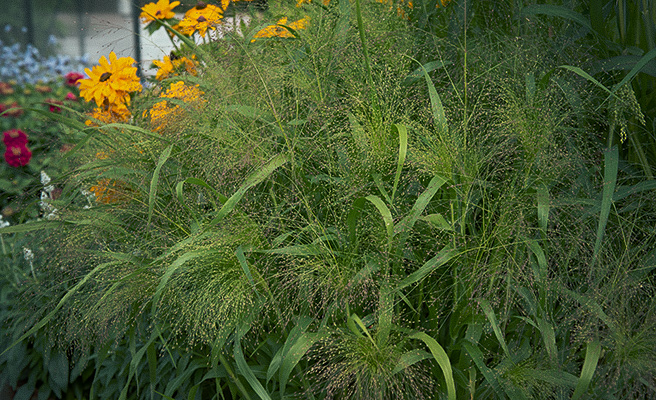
xmin=156 ymin=10 xmax=162 ymax=16
xmin=196 ymin=2 xmax=207 ymax=10
xmin=99 ymin=72 xmax=112 ymax=82
xmin=197 ymin=16 xmax=207 ymax=23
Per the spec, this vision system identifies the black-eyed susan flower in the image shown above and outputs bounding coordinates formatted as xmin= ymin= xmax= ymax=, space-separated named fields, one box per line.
xmin=140 ymin=0 xmax=181 ymax=23
xmin=153 ymin=54 xmax=198 ymax=80
xmin=79 ymin=52 xmax=142 ymax=107
xmin=148 ymin=81 xmax=205 ymax=131
xmin=84 ymin=102 xmax=132 ymax=126
xmin=251 ymin=17 xmax=309 ymax=42
xmin=178 ymin=1 xmax=228 ymax=37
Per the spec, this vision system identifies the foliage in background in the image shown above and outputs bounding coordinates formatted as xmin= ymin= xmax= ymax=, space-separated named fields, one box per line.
xmin=1 ymin=0 xmax=655 ymax=399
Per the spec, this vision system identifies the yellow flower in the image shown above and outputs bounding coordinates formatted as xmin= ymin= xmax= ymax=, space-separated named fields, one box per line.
xmin=296 ymin=0 xmax=330 ymax=6
xmin=178 ymin=2 xmax=227 ymax=36
xmin=436 ymin=0 xmax=451 ymax=7
xmin=154 ymin=54 xmax=198 ymax=80
xmin=85 ymin=102 xmax=132 ymax=126
xmin=149 ymin=81 xmax=205 ymax=131
xmin=153 ymin=56 xmax=174 ymax=80
xmin=79 ymin=52 xmax=142 ymax=107
xmin=140 ymin=0 xmax=180 ymax=23
xmin=89 ymin=178 xmax=130 ymax=204
xmin=251 ymin=17 xmax=309 ymax=42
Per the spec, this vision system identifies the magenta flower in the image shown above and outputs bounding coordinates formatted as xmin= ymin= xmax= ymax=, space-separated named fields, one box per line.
xmin=3 ymin=129 xmax=28 ymax=147
xmin=4 ymin=145 xmax=32 ymax=167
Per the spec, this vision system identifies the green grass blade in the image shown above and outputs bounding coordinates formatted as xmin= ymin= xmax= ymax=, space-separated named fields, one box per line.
xmin=536 ymin=184 xmax=550 ymax=234
xmin=478 ymin=299 xmax=510 ymax=358
xmin=280 ymin=331 xmax=324 ymax=398
xmin=236 ymin=245 xmax=260 ymax=298
xmin=420 ymin=213 xmax=455 ymax=231
xmin=410 ymin=58 xmax=448 ymax=134
xmin=462 ymin=341 xmax=507 ymax=399
xmin=559 ymin=65 xmax=622 ymax=103
xmin=205 ymin=153 xmax=289 ymax=229
xmin=612 ymin=47 xmax=656 ymax=90
xmin=391 ymin=124 xmax=408 ymax=202
xmin=536 ymin=317 xmax=558 ymax=364
xmin=409 ymin=332 xmax=456 ymax=400
xmin=395 ymin=245 xmax=457 ymax=292
xmin=365 ymin=195 xmax=394 ymax=245
xmin=394 ymin=175 xmax=447 ymax=238
xmin=147 ymin=145 xmax=173 ymax=227
xmin=234 ymin=326 xmax=268 ymax=400
xmin=593 ymin=146 xmax=618 ymax=264
xmin=571 ymin=340 xmax=601 ymax=400
xmin=520 ymin=4 xmax=592 ymax=30
xmin=347 ymin=197 xmax=367 ymax=246
xmin=526 ymin=238 xmax=548 ymax=282
xmin=391 ymin=349 xmax=433 ymax=375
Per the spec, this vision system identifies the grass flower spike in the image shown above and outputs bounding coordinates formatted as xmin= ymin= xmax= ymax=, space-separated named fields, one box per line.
xmin=79 ymin=52 xmax=142 ymax=107
xmin=140 ymin=0 xmax=180 ymax=23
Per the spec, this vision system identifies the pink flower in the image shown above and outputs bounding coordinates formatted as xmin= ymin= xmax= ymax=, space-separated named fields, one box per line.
xmin=65 ymin=72 xmax=85 ymax=87
xmin=65 ymin=92 xmax=78 ymax=101
xmin=4 ymin=145 xmax=32 ymax=167
xmin=3 ymin=129 xmax=28 ymax=147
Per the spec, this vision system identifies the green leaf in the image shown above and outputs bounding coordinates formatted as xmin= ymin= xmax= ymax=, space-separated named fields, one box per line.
xmin=365 ymin=195 xmax=394 ymax=245
xmin=593 ymin=146 xmax=618 ymax=264
xmin=520 ymin=4 xmax=592 ymax=30
xmin=409 ymin=332 xmax=456 ymax=400
xmin=391 ymin=124 xmax=408 ymax=202
xmin=420 ymin=213 xmax=454 ymax=231
xmin=536 ymin=184 xmax=550 ymax=234
xmin=394 ymin=175 xmax=447 ymax=238
xmin=571 ymin=340 xmax=602 ymax=400
xmin=279 ymin=331 xmax=323 ymax=398
xmin=234 ymin=325 xmax=271 ymax=400
xmin=395 ymin=245 xmax=457 ymax=292
xmin=148 ymin=145 xmax=173 ymax=227
xmin=415 ymin=58 xmax=448 ymax=135
xmin=391 ymin=349 xmax=433 ymax=374
xmin=478 ymin=299 xmax=510 ymax=358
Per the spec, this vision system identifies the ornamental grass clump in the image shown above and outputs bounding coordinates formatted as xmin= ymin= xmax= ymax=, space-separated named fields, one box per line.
xmin=2 ymin=0 xmax=656 ymax=399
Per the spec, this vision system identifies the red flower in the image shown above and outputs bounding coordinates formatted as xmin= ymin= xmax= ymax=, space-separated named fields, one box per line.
xmin=65 ymin=92 xmax=78 ymax=101
xmin=3 ymin=129 xmax=28 ymax=146
xmin=4 ymin=145 xmax=32 ymax=167
xmin=65 ymin=72 xmax=85 ymax=87
xmin=46 ymin=98 xmax=64 ymax=112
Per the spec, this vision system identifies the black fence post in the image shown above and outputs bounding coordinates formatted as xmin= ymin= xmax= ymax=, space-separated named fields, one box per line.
xmin=24 ymin=0 xmax=35 ymax=45
xmin=132 ymin=1 xmax=143 ymax=79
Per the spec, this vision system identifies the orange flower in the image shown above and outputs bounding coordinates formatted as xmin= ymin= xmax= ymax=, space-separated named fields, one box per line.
xmin=140 ymin=0 xmax=180 ymax=23
xmin=79 ymin=52 xmax=142 ymax=107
